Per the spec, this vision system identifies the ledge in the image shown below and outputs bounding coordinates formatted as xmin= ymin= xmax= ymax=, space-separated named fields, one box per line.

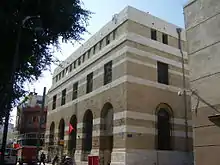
xmin=184 ymin=0 xmax=197 ymax=9
xmin=208 ymin=114 xmax=220 ymax=126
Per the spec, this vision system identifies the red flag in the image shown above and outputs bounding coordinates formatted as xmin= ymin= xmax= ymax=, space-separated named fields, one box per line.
xmin=68 ymin=123 xmax=75 ymax=134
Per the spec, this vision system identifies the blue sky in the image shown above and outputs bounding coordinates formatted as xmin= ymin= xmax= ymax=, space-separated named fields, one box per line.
xmin=11 ymin=0 xmax=189 ymax=123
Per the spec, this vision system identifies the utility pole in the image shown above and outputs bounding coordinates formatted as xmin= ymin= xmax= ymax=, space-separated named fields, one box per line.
xmin=37 ymin=87 xmax=46 ymax=160
xmin=176 ymin=28 xmax=189 ymax=152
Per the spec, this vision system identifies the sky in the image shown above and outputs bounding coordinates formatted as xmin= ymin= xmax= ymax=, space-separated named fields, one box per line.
xmin=11 ymin=0 xmax=189 ymax=124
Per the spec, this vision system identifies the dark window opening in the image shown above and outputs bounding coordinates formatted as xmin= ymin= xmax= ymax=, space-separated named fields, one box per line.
xmin=162 ymin=33 xmax=168 ymax=45
xmin=113 ymin=29 xmax=116 ymax=40
xmin=104 ymin=61 xmax=112 ymax=85
xmin=78 ymin=57 xmax=81 ymax=66
xmin=99 ymin=40 xmax=102 ymax=50
xmin=72 ymin=82 xmax=78 ymax=100
xmin=151 ymin=29 xmax=157 ymax=41
xmin=69 ymin=64 xmax=72 ymax=72
xmin=82 ymin=54 xmax=86 ymax=63
xmin=61 ymin=89 xmax=66 ymax=106
xmin=73 ymin=61 xmax=76 ymax=69
xmin=88 ymin=49 xmax=91 ymax=59
xmin=86 ymin=73 xmax=93 ymax=93
xmin=157 ymin=62 xmax=169 ymax=85
xmin=62 ymin=70 xmax=65 ymax=78
xmin=52 ymin=95 xmax=57 ymax=110
xmin=157 ymin=109 xmax=171 ymax=150
xmin=93 ymin=45 xmax=96 ymax=54
xmin=106 ymin=35 xmax=110 ymax=45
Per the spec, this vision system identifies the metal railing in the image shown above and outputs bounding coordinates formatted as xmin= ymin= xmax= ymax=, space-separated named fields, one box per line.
xmin=17 ymin=132 xmax=45 ymax=140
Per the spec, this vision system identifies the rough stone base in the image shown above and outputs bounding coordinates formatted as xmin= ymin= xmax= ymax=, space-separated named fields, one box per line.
xmin=74 ymin=149 xmax=193 ymax=165
xmin=126 ymin=149 xmax=193 ymax=165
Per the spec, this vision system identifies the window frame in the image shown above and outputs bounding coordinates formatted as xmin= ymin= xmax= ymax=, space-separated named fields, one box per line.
xmin=157 ymin=61 xmax=169 ymax=85
xmin=61 ymin=89 xmax=66 ymax=106
xmin=151 ymin=29 xmax=157 ymax=41
xmin=104 ymin=61 xmax=113 ymax=85
xmin=162 ymin=33 xmax=168 ymax=45
xmin=86 ymin=72 xmax=93 ymax=93
xmin=72 ymin=82 xmax=78 ymax=100
xmin=52 ymin=95 xmax=57 ymax=110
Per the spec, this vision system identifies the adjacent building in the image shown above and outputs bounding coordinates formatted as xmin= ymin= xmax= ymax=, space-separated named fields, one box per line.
xmin=45 ymin=6 xmax=193 ymax=165
xmin=0 ymin=123 xmax=15 ymax=145
xmin=184 ymin=0 xmax=220 ymax=165
xmin=15 ymin=92 xmax=47 ymax=147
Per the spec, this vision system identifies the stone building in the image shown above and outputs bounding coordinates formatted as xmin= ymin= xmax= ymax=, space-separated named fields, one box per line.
xmin=16 ymin=92 xmax=47 ymax=147
xmin=184 ymin=0 xmax=220 ymax=165
xmin=45 ymin=6 xmax=193 ymax=165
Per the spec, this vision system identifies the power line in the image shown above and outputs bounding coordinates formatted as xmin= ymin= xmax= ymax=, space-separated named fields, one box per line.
xmin=190 ymin=89 xmax=220 ymax=114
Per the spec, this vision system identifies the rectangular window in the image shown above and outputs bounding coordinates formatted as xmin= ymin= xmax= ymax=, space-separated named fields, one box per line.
xmin=72 ymin=82 xmax=78 ymax=100
xmin=99 ymin=40 xmax=102 ymax=50
xmin=52 ymin=95 xmax=57 ymax=110
xmin=65 ymin=67 xmax=69 ymax=75
xmin=55 ymin=76 xmax=58 ymax=82
xmin=113 ymin=29 xmax=116 ymax=40
xmin=157 ymin=62 xmax=169 ymax=85
xmin=62 ymin=70 xmax=65 ymax=77
xmin=82 ymin=54 xmax=86 ymax=63
xmin=73 ymin=61 xmax=76 ymax=69
xmin=106 ymin=35 xmax=110 ymax=45
xmin=93 ymin=45 xmax=96 ymax=54
xmin=61 ymin=89 xmax=66 ymax=106
xmin=104 ymin=61 xmax=112 ymax=85
xmin=151 ymin=29 xmax=157 ymax=41
xmin=78 ymin=57 xmax=81 ymax=66
xmin=69 ymin=64 xmax=72 ymax=72
xmin=88 ymin=49 xmax=91 ymax=59
xmin=86 ymin=72 xmax=93 ymax=93
xmin=58 ymin=73 xmax=61 ymax=80
xmin=162 ymin=33 xmax=168 ymax=45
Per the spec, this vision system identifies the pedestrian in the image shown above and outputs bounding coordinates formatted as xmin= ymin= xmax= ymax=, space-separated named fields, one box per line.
xmin=39 ymin=152 xmax=46 ymax=165
xmin=63 ymin=155 xmax=75 ymax=165
xmin=52 ymin=154 xmax=59 ymax=165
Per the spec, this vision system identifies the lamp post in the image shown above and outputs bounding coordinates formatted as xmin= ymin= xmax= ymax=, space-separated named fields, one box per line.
xmin=0 ymin=15 xmax=41 ymax=163
xmin=176 ymin=28 xmax=189 ymax=152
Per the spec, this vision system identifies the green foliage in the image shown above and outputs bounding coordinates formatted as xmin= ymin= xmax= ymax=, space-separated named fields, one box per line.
xmin=0 ymin=0 xmax=91 ymax=122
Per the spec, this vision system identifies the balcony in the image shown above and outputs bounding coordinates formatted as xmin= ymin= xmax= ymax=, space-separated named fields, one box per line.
xmin=17 ymin=132 xmax=45 ymax=141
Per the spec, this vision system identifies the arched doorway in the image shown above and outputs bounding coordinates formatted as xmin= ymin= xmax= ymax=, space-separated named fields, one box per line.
xmin=58 ymin=118 xmax=65 ymax=140
xmin=156 ymin=104 xmax=172 ymax=150
xmin=58 ymin=118 xmax=65 ymax=157
xmin=49 ymin=122 xmax=55 ymax=145
xmin=82 ymin=110 xmax=93 ymax=161
xmin=68 ymin=115 xmax=77 ymax=156
xmin=48 ymin=122 xmax=55 ymax=160
xmin=99 ymin=103 xmax=114 ymax=165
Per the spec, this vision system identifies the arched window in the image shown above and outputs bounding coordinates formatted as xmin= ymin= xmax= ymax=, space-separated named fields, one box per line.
xmin=157 ymin=108 xmax=171 ymax=150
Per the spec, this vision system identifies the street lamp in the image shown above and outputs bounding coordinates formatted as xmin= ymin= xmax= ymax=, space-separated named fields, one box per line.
xmin=0 ymin=15 xmax=42 ymax=163
xmin=176 ymin=28 xmax=189 ymax=152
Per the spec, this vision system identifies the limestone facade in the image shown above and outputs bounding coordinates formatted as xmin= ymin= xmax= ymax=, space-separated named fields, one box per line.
xmin=45 ymin=6 xmax=193 ymax=165
xmin=184 ymin=0 xmax=220 ymax=165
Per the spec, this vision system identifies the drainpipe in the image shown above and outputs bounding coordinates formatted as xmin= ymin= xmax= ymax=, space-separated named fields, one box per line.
xmin=176 ymin=28 xmax=189 ymax=152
